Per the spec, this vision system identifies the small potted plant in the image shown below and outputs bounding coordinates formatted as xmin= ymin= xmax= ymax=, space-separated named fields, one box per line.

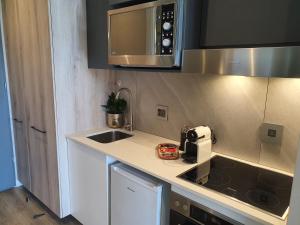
xmin=102 ymin=92 xmax=127 ymax=128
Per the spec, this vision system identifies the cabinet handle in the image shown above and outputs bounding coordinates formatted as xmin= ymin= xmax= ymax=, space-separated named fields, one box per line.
xmin=31 ymin=126 xmax=47 ymax=134
xmin=13 ymin=118 xmax=23 ymax=123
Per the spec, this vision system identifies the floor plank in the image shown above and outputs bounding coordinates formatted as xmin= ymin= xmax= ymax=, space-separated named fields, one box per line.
xmin=0 ymin=188 xmax=81 ymax=225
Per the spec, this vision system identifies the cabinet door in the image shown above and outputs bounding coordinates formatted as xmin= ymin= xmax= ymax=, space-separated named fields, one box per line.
xmin=2 ymin=0 xmax=24 ymax=120
xmin=68 ymin=140 xmax=116 ymax=225
xmin=16 ymin=0 xmax=60 ymax=215
xmin=2 ymin=0 xmax=31 ymax=189
xmin=27 ymin=129 xmax=50 ymax=207
xmin=13 ymin=122 xmax=30 ymax=189
xmin=86 ymin=0 xmax=110 ymax=69
xmin=3 ymin=0 xmax=59 ymax=215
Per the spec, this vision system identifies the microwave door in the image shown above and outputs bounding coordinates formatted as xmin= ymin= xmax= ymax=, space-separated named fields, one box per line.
xmin=109 ymin=7 xmax=157 ymax=56
xmin=108 ymin=1 xmax=179 ymax=68
xmin=145 ymin=9 xmax=158 ymax=55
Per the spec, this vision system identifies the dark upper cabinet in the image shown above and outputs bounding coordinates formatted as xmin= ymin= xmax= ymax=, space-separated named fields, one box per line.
xmin=86 ymin=0 xmax=110 ymax=69
xmin=86 ymin=0 xmax=300 ymax=69
xmin=202 ymin=0 xmax=300 ymax=47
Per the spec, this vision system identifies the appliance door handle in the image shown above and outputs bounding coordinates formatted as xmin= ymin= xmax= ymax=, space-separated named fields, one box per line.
xmin=13 ymin=118 xmax=23 ymax=124
xmin=31 ymin=126 xmax=47 ymax=134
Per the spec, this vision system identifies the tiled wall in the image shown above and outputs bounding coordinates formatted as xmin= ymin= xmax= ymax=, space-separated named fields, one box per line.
xmin=260 ymin=78 xmax=300 ymax=173
xmin=112 ymin=70 xmax=300 ymax=173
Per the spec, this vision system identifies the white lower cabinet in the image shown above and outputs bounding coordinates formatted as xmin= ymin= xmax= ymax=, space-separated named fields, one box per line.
xmin=68 ymin=140 xmax=116 ymax=225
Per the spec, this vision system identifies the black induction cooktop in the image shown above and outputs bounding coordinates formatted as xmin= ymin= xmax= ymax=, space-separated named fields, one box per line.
xmin=178 ymin=156 xmax=293 ymax=218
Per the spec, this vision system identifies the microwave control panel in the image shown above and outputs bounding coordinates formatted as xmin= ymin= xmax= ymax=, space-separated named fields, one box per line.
xmin=160 ymin=4 xmax=175 ymax=55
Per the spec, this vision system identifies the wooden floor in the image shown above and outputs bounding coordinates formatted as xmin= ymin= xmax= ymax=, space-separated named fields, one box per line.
xmin=0 ymin=188 xmax=81 ymax=225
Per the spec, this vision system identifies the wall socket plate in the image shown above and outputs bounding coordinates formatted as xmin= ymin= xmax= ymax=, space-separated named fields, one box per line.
xmin=156 ymin=105 xmax=168 ymax=121
xmin=259 ymin=123 xmax=284 ymax=145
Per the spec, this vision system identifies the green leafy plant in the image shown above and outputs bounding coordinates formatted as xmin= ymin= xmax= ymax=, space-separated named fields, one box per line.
xmin=102 ymin=92 xmax=127 ymax=114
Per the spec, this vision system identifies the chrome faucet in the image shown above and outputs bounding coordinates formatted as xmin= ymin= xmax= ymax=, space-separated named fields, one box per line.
xmin=115 ymin=88 xmax=133 ymax=132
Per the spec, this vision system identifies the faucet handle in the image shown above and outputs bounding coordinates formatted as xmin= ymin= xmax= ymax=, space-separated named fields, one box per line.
xmin=124 ymin=124 xmax=133 ymax=132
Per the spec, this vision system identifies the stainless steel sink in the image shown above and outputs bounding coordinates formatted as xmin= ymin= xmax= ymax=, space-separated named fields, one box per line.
xmin=88 ymin=131 xmax=133 ymax=144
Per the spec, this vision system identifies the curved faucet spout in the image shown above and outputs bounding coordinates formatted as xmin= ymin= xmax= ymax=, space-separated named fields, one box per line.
xmin=116 ymin=88 xmax=133 ymax=132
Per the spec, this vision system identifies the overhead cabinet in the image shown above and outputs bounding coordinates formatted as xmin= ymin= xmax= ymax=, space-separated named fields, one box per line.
xmin=201 ymin=0 xmax=300 ymax=47
xmin=87 ymin=0 xmax=300 ymax=70
xmin=86 ymin=0 xmax=110 ymax=69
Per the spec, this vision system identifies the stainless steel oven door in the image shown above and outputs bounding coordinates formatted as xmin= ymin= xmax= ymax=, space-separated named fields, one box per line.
xmin=170 ymin=192 xmax=242 ymax=225
xmin=108 ymin=0 xmax=183 ymax=67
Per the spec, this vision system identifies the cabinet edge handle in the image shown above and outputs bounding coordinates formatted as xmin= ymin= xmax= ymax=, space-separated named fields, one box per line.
xmin=30 ymin=126 xmax=47 ymax=134
xmin=13 ymin=118 xmax=23 ymax=123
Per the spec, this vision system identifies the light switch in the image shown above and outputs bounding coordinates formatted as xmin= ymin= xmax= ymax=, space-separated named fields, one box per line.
xmin=260 ymin=123 xmax=283 ymax=145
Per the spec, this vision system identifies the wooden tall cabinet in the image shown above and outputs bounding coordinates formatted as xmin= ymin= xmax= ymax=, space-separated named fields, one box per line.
xmin=2 ymin=0 xmax=60 ymax=216
xmin=2 ymin=0 xmax=31 ymax=190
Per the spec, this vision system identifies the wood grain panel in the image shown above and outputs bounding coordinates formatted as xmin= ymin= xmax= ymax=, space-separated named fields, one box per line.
xmin=2 ymin=0 xmax=60 ymax=216
xmin=15 ymin=0 xmax=60 ymax=215
xmin=2 ymin=0 xmax=31 ymax=190
xmin=28 ymin=130 xmax=50 ymax=207
xmin=4 ymin=0 xmax=113 ymax=217
xmin=13 ymin=122 xmax=30 ymax=189
xmin=49 ymin=0 xmax=113 ymax=216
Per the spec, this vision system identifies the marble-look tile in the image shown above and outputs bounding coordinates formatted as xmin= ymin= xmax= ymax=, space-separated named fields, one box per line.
xmin=193 ymin=76 xmax=268 ymax=163
xmin=132 ymin=72 xmax=268 ymax=163
xmin=260 ymin=78 xmax=300 ymax=173
xmin=114 ymin=70 xmax=300 ymax=172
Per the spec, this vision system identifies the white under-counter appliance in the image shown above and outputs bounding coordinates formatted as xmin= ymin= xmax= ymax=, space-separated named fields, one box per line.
xmin=111 ymin=163 xmax=169 ymax=225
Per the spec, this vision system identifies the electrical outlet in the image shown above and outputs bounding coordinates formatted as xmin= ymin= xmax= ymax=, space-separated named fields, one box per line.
xmin=156 ymin=105 xmax=168 ymax=120
xmin=260 ymin=123 xmax=283 ymax=145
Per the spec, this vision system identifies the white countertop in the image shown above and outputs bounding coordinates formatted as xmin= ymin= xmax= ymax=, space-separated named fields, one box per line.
xmin=67 ymin=128 xmax=291 ymax=225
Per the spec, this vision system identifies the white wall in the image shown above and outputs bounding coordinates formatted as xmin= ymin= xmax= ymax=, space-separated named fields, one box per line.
xmin=49 ymin=0 xmax=113 ymax=217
